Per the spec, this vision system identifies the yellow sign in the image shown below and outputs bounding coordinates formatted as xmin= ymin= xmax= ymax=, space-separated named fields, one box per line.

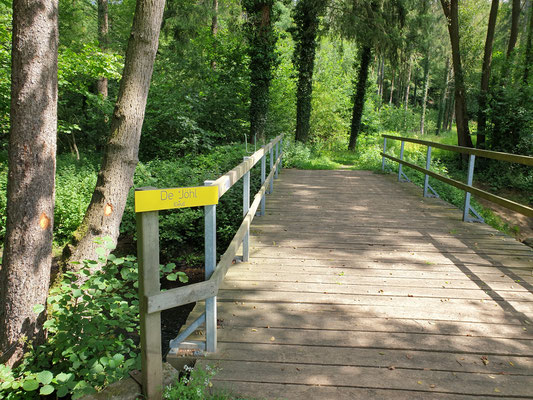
xmin=135 ymin=186 xmax=218 ymax=213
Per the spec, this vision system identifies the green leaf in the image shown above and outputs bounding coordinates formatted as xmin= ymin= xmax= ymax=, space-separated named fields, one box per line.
xmin=1 ymin=381 xmax=12 ymax=390
xmin=166 ymin=273 xmax=178 ymax=281
xmin=112 ymin=353 xmax=125 ymax=364
xmin=55 ymin=373 xmax=72 ymax=383
xmin=37 ymin=370 xmax=53 ymax=385
xmin=40 ymin=384 xmax=55 ymax=395
xmin=22 ymin=379 xmax=39 ymax=391
xmin=33 ymin=304 xmax=45 ymax=314
xmin=95 ymin=247 xmax=106 ymax=257
xmin=57 ymin=385 xmax=69 ymax=397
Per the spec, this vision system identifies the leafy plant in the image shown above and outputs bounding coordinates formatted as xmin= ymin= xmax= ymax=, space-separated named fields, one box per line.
xmin=0 ymin=238 xmax=187 ymax=399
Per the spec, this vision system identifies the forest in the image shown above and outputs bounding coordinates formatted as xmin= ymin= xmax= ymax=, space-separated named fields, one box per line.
xmin=0 ymin=0 xmax=532 ymax=398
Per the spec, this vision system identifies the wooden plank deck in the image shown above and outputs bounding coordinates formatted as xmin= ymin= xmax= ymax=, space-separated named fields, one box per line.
xmin=186 ymin=169 xmax=533 ymax=399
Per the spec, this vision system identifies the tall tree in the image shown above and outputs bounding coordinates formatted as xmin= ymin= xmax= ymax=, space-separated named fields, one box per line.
xmin=292 ymin=0 xmax=326 ymax=143
xmin=420 ymin=55 xmax=430 ymax=135
xmin=440 ymin=0 xmax=473 ymax=148
xmin=97 ymin=0 xmax=109 ymax=98
xmin=476 ymin=0 xmax=499 ymax=149
xmin=243 ymin=0 xmax=277 ymax=144
xmin=507 ymin=0 xmax=520 ymax=57
xmin=62 ymin=0 xmax=166 ymax=266
xmin=0 ymin=0 xmax=58 ymax=366
xmin=524 ymin=0 xmax=533 ymax=83
xmin=211 ymin=0 xmax=218 ymax=69
xmin=348 ymin=45 xmax=372 ymax=150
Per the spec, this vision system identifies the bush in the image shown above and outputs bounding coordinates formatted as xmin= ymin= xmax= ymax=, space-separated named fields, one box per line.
xmin=0 ymin=239 xmax=186 ymax=400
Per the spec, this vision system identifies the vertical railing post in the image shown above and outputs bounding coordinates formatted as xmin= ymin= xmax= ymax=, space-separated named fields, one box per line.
xmin=275 ymin=141 xmax=279 ymax=179
xmin=137 ymin=208 xmax=163 ymax=400
xmin=204 ymin=180 xmax=217 ymax=352
xmin=260 ymin=149 xmax=266 ymax=216
xmin=269 ymin=145 xmax=274 ymax=194
xmin=243 ymin=157 xmax=251 ymax=262
xmin=423 ymin=146 xmax=432 ymax=197
xmin=280 ymin=137 xmax=283 ymax=172
xmin=463 ymin=154 xmax=476 ymax=222
xmin=398 ymin=141 xmax=405 ymax=182
xmin=381 ymin=137 xmax=387 ymax=171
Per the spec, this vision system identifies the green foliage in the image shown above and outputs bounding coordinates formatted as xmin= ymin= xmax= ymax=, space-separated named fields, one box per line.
xmin=0 ymin=6 xmax=11 ymax=144
xmin=163 ymin=364 xmax=217 ymax=400
xmin=0 ymin=238 xmax=187 ymax=399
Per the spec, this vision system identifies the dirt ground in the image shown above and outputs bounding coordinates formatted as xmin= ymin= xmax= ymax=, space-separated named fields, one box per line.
xmin=476 ymin=197 xmax=533 ymax=244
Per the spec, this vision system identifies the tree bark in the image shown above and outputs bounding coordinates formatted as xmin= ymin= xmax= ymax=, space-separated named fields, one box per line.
xmin=507 ymin=0 xmax=520 ymax=57
xmin=436 ymin=57 xmax=450 ymax=135
xmin=477 ymin=0 xmax=499 ymax=149
xmin=348 ymin=46 xmax=372 ymax=151
xmin=0 ymin=0 xmax=58 ymax=367
xmin=524 ymin=1 xmax=533 ymax=83
xmin=211 ymin=0 xmax=218 ymax=70
xmin=420 ymin=55 xmax=430 ymax=135
xmin=389 ymin=69 xmax=395 ymax=105
xmin=97 ymin=0 xmax=109 ymax=98
xmin=440 ymin=0 xmax=473 ymax=148
xmin=293 ymin=0 xmax=324 ymax=143
xmin=404 ymin=57 xmax=412 ymax=110
xmin=62 ymin=0 xmax=166 ymax=267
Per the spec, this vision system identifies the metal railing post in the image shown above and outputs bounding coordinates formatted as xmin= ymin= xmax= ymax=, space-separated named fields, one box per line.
xmin=243 ymin=157 xmax=251 ymax=262
xmin=204 ymin=180 xmax=217 ymax=352
xmin=259 ymin=150 xmax=266 ymax=216
xmin=269 ymin=146 xmax=274 ymax=194
xmin=382 ymin=137 xmax=387 ymax=171
xmin=398 ymin=141 xmax=405 ymax=182
xmin=463 ymin=154 xmax=475 ymax=222
xmin=423 ymin=146 xmax=432 ymax=197
xmin=136 ymin=208 xmax=163 ymax=400
xmin=280 ymin=137 xmax=283 ymax=171
xmin=275 ymin=142 xmax=279 ymax=179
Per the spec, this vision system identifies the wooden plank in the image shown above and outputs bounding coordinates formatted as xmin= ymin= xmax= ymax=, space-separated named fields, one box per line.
xmin=199 ymin=359 xmax=533 ymax=397
xmin=136 ymin=211 xmax=163 ymax=400
xmin=209 ymin=381 xmax=514 ymax=400
xmin=209 ymin=342 xmax=533 ymax=374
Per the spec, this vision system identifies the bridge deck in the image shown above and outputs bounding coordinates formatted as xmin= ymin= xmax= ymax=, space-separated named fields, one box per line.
xmin=191 ymin=169 xmax=533 ymax=399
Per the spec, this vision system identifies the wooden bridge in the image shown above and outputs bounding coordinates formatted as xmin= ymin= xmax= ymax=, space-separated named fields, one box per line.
xmin=177 ymin=168 xmax=533 ymax=399
xmin=136 ymin=135 xmax=533 ymax=399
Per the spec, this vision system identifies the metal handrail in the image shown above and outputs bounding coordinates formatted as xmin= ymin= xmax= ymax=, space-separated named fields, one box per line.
xmin=381 ymin=135 xmax=533 ymax=220
xmin=382 ymin=134 xmax=533 ymax=166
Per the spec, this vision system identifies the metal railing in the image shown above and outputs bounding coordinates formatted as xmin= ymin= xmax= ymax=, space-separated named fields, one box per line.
xmin=381 ymin=134 xmax=533 ymax=222
xmin=135 ymin=135 xmax=283 ymax=399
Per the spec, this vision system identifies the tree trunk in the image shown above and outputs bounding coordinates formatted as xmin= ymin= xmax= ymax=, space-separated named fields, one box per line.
xmin=524 ymin=1 xmax=533 ymax=83
xmin=0 ymin=0 xmax=58 ymax=367
xmin=507 ymin=0 xmax=520 ymax=57
xmin=348 ymin=46 xmax=372 ymax=151
xmin=420 ymin=55 xmax=430 ymax=135
xmin=97 ymin=0 xmax=109 ymax=98
xmin=404 ymin=57 xmax=412 ymax=110
xmin=436 ymin=57 xmax=450 ymax=135
xmin=477 ymin=0 xmax=499 ymax=149
xmin=293 ymin=0 xmax=323 ymax=143
xmin=389 ymin=69 xmax=395 ymax=105
xmin=378 ymin=57 xmax=384 ymax=108
xmin=440 ymin=0 xmax=473 ymax=148
xmin=211 ymin=0 xmax=218 ymax=70
xmin=245 ymin=2 xmax=276 ymax=144
xmin=62 ymin=0 xmax=166 ymax=267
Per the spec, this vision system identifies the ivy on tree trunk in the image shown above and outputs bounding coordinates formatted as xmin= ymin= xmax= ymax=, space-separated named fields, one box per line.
xmin=291 ymin=0 xmax=325 ymax=143
xmin=348 ymin=45 xmax=372 ymax=151
xmin=243 ymin=0 xmax=277 ymax=144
